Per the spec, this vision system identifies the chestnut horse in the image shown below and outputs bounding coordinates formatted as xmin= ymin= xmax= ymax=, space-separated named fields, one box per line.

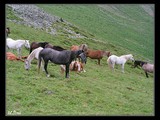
xmin=6 ymin=52 xmax=27 ymax=62
xmin=86 ymin=49 xmax=111 ymax=65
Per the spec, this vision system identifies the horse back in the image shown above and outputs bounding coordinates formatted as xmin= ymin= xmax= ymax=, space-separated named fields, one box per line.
xmin=87 ymin=50 xmax=102 ymax=59
xmin=40 ymin=48 xmax=71 ymax=64
xmin=142 ymin=63 xmax=154 ymax=73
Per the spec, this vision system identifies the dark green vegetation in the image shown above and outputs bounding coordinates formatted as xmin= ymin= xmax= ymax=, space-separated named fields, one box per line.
xmin=6 ymin=4 xmax=154 ymax=116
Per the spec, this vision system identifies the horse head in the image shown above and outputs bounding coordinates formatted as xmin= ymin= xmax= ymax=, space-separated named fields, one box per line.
xmin=24 ymin=40 xmax=30 ymax=49
xmin=78 ymin=50 xmax=87 ymax=64
xmin=140 ymin=61 xmax=147 ymax=67
xmin=6 ymin=27 xmax=10 ymax=36
xmin=24 ymin=59 xmax=30 ymax=70
xmin=73 ymin=61 xmax=81 ymax=72
xmin=128 ymin=54 xmax=134 ymax=62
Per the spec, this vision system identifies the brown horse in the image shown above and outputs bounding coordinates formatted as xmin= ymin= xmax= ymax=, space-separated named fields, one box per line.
xmin=30 ymin=41 xmax=49 ymax=53
xmin=86 ymin=49 xmax=111 ymax=65
xmin=6 ymin=52 xmax=27 ymax=62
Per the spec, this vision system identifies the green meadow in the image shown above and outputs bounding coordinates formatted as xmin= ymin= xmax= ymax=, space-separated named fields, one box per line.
xmin=6 ymin=4 xmax=154 ymax=116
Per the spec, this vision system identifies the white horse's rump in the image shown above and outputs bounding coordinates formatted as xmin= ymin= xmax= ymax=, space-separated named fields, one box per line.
xmin=24 ymin=47 xmax=44 ymax=70
xmin=107 ymin=54 xmax=134 ymax=73
xmin=6 ymin=38 xmax=30 ymax=58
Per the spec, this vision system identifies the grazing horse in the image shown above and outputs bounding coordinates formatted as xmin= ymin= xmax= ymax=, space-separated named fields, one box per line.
xmin=45 ymin=43 xmax=66 ymax=51
xmin=24 ymin=47 xmax=44 ymax=70
xmin=6 ymin=38 xmax=30 ymax=58
xmin=38 ymin=48 xmax=86 ymax=78
xmin=133 ymin=60 xmax=154 ymax=78
xmin=86 ymin=49 xmax=111 ymax=65
xmin=6 ymin=27 xmax=10 ymax=37
xmin=107 ymin=54 xmax=134 ymax=73
xmin=60 ymin=60 xmax=86 ymax=74
xmin=6 ymin=52 xmax=27 ymax=62
xmin=29 ymin=41 xmax=49 ymax=53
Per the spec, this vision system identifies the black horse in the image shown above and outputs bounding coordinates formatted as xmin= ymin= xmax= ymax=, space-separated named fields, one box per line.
xmin=29 ymin=41 xmax=49 ymax=53
xmin=38 ymin=48 xmax=86 ymax=78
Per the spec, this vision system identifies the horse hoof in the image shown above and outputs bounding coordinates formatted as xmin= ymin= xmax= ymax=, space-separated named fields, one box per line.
xmin=47 ymin=74 xmax=50 ymax=77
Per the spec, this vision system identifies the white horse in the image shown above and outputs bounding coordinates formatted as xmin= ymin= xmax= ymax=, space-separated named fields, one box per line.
xmin=24 ymin=47 xmax=44 ymax=71
xmin=6 ymin=38 xmax=30 ymax=58
xmin=107 ymin=54 xmax=134 ymax=73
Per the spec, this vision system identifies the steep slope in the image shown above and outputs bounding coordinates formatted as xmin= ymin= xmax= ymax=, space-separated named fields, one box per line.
xmin=37 ymin=4 xmax=154 ymax=62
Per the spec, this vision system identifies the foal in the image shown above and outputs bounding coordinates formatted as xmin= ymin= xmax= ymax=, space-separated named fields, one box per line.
xmin=6 ymin=52 xmax=27 ymax=62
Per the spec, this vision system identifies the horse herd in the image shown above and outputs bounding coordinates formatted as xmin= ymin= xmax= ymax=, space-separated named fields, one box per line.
xmin=6 ymin=32 xmax=154 ymax=78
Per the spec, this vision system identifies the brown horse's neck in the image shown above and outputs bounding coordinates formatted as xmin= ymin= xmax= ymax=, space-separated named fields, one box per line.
xmin=102 ymin=51 xmax=110 ymax=57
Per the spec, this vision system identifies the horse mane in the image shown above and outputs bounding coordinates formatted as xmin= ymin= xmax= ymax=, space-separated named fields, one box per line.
xmin=52 ymin=46 xmax=66 ymax=51
xmin=134 ymin=60 xmax=148 ymax=67
xmin=79 ymin=44 xmax=88 ymax=52
xmin=39 ymin=42 xmax=49 ymax=48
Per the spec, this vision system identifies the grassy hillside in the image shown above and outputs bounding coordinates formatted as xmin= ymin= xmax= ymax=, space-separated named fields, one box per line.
xmin=37 ymin=4 xmax=154 ymax=62
xmin=6 ymin=4 xmax=154 ymax=116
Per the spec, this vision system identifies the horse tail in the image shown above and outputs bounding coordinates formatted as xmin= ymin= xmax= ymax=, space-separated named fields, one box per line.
xmin=38 ymin=52 xmax=42 ymax=74
xmin=107 ymin=57 xmax=112 ymax=68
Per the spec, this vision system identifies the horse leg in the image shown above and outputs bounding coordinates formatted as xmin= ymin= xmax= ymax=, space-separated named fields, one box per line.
xmin=60 ymin=65 xmax=65 ymax=74
xmin=145 ymin=72 xmax=149 ymax=78
xmin=121 ymin=64 xmax=124 ymax=73
xmin=41 ymin=60 xmax=45 ymax=72
xmin=44 ymin=60 xmax=50 ymax=77
xmin=65 ymin=64 xmax=70 ymax=78
xmin=17 ymin=48 xmax=22 ymax=59
xmin=30 ymin=48 xmax=32 ymax=54
xmin=98 ymin=59 xmax=100 ymax=65
xmin=111 ymin=63 xmax=115 ymax=72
